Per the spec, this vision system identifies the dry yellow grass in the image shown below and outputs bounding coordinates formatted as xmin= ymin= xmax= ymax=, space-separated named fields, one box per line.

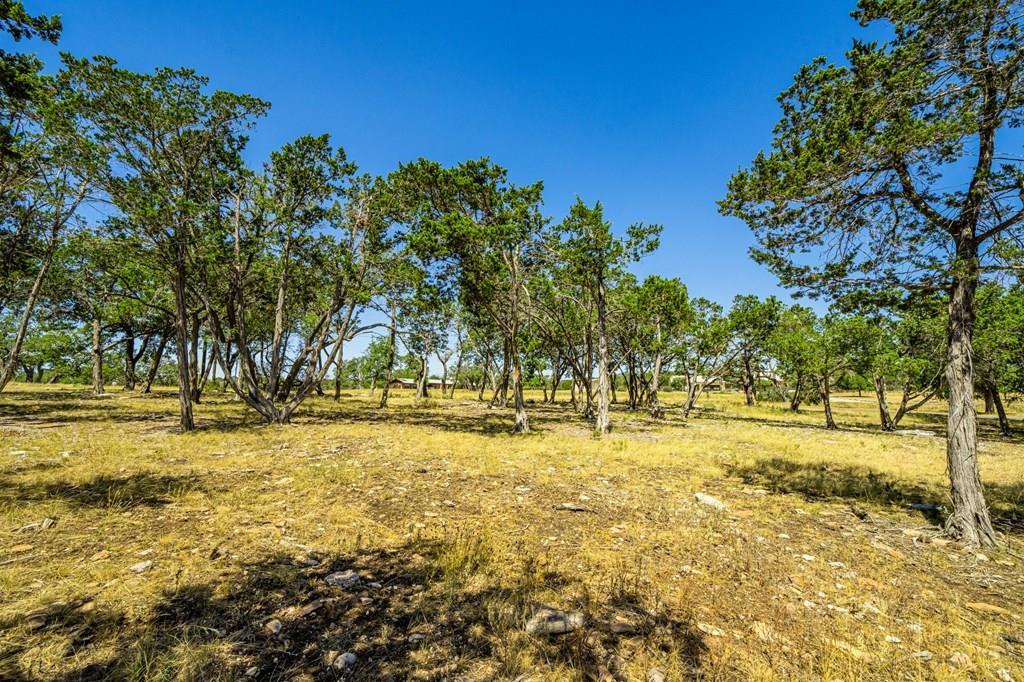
xmin=0 ymin=384 xmax=1022 ymax=681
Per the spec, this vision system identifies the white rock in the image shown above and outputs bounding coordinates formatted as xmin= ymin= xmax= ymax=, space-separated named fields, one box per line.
xmin=332 ymin=651 xmax=357 ymax=670
xmin=129 ymin=560 xmax=152 ymax=573
xmin=694 ymin=493 xmax=727 ymax=511
xmin=325 ymin=569 xmax=360 ymax=588
xmin=525 ymin=606 xmax=584 ymax=635
xmin=264 ymin=618 xmax=282 ymax=635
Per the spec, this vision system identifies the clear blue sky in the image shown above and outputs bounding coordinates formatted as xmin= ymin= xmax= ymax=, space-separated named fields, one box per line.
xmin=29 ymin=1 xmax=872 ymax=308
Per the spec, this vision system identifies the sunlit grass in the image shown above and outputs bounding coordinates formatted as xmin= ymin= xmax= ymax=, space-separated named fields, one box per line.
xmin=0 ymin=383 xmax=1021 ymax=680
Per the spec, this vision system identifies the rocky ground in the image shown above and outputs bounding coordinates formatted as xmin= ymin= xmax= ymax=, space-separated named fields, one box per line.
xmin=0 ymin=385 xmax=1022 ymax=681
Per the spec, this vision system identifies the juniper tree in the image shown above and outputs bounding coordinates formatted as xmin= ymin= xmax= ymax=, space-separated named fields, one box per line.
xmin=721 ymin=0 xmax=1024 ymax=546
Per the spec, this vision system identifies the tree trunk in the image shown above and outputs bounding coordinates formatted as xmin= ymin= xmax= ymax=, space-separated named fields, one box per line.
xmin=0 ymin=222 xmax=61 ymax=392
xmin=742 ymin=356 xmax=756 ymax=406
xmin=873 ymin=375 xmax=895 ymax=431
xmin=124 ymin=329 xmax=137 ymax=391
xmin=819 ymin=375 xmax=836 ymax=430
xmin=595 ymin=281 xmax=611 ymax=434
xmin=143 ymin=333 xmax=168 ymax=393
xmin=985 ymin=379 xmax=1011 ymax=437
xmin=172 ymin=254 xmax=195 ymax=431
xmin=983 ymin=388 xmax=995 ymax=414
xmin=510 ymin=344 xmax=529 ymax=433
xmin=23 ymin=365 xmax=34 ymax=383
xmin=789 ymin=374 xmax=803 ymax=411
xmin=416 ymin=355 xmax=429 ymax=400
xmin=648 ymin=348 xmax=665 ymax=418
xmin=91 ymin=315 xmax=104 ymax=396
xmin=943 ymin=257 xmax=996 ymax=546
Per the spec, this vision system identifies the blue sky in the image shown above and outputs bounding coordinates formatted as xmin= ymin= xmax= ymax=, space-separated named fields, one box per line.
xmin=24 ymin=1 xmax=877 ymax=307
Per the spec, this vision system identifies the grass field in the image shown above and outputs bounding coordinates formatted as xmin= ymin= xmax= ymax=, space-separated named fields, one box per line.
xmin=1 ymin=384 xmax=1022 ymax=681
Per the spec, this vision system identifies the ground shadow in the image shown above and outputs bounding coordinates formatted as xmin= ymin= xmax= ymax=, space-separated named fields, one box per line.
xmin=730 ymin=457 xmax=1024 ymax=533
xmin=0 ymin=471 xmax=205 ymax=510
xmin=5 ymin=539 xmax=706 ymax=681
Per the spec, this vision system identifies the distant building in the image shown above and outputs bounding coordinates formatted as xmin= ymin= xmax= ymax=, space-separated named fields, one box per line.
xmin=386 ymin=377 xmax=449 ymax=390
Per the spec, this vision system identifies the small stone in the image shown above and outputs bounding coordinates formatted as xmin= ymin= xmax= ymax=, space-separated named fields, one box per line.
xmin=912 ymin=650 xmax=933 ymax=661
xmin=332 ymin=651 xmax=357 ymax=670
xmin=800 ymin=554 xmax=815 ymax=561
xmin=931 ymin=537 xmax=952 ymax=547
xmin=553 ymin=502 xmax=591 ymax=512
xmin=948 ymin=652 xmax=971 ymax=668
xmin=608 ymin=617 xmax=639 ymax=635
xmin=90 ymin=550 xmax=110 ymax=561
xmin=264 ymin=618 xmax=282 ymax=635
xmin=408 ymin=633 xmax=426 ymax=642
xmin=647 ymin=669 xmax=666 ymax=682
xmin=9 ymin=544 xmax=33 ymax=553
xmin=907 ymin=623 xmax=923 ymax=633
xmin=244 ymin=666 xmax=259 ymax=677
xmin=752 ymin=621 xmax=774 ymax=642
xmin=885 ymin=635 xmax=902 ymax=644
xmin=298 ymin=600 xmax=323 ymax=617
xmin=697 ymin=622 xmax=724 ymax=637
xmin=965 ymin=601 xmax=1010 ymax=615
xmin=129 ymin=560 xmax=152 ymax=573
xmin=525 ymin=606 xmax=584 ymax=635
xmin=996 ymin=668 xmax=1014 ymax=682
xmin=325 ymin=569 xmax=360 ymax=588
xmin=694 ymin=493 xmax=727 ymax=511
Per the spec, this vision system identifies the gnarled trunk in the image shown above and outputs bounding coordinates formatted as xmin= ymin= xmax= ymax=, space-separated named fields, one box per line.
xmin=818 ymin=375 xmax=836 ymax=430
xmin=942 ymin=255 xmax=996 ymax=547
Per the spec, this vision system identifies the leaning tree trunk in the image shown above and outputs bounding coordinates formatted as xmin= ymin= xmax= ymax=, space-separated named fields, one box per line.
xmin=172 ymin=251 xmax=195 ymax=431
xmin=91 ymin=315 xmax=105 ymax=396
xmin=143 ymin=333 xmax=168 ymax=394
xmin=818 ymin=375 xmax=836 ymax=430
xmin=873 ymin=375 xmax=895 ymax=432
xmin=510 ymin=346 xmax=529 ymax=433
xmin=985 ymin=378 xmax=1011 ymax=437
xmin=943 ymin=255 xmax=997 ymax=547
xmin=789 ymin=375 xmax=803 ymax=411
xmin=0 ymin=222 xmax=61 ymax=392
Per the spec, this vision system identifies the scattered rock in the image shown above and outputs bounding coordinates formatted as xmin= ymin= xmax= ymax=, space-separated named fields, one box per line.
xmin=695 ymin=492 xmax=727 ymax=511
xmin=996 ymin=668 xmax=1015 ymax=682
xmin=800 ymin=554 xmax=815 ymax=561
xmin=89 ymin=550 xmax=110 ymax=561
xmin=608 ymin=617 xmax=639 ymax=635
xmin=525 ymin=606 xmax=584 ymax=635
xmin=264 ymin=618 xmax=282 ymax=635
xmin=752 ymin=620 xmax=775 ymax=642
xmin=697 ymin=622 xmax=724 ymax=637
xmin=885 ymin=635 xmax=902 ymax=644
xmin=647 ymin=669 xmax=666 ymax=682
xmin=965 ymin=601 xmax=1010 ymax=616
xmin=244 ymin=666 xmax=259 ymax=677
xmin=128 ymin=560 xmax=152 ymax=573
xmin=298 ymin=600 xmax=323 ymax=617
xmin=948 ymin=652 xmax=971 ymax=668
xmin=325 ymin=569 xmax=360 ymax=588
xmin=332 ymin=651 xmax=357 ymax=670
xmin=9 ymin=544 xmax=33 ymax=553
xmin=16 ymin=517 xmax=57 ymax=532
xmin=553 ymin=502 xmax=592 ymax=512
xmin=912 ymin=650 xmax=933 ymax=661
xmin=408 ymin=633 xmax=426 ymax=642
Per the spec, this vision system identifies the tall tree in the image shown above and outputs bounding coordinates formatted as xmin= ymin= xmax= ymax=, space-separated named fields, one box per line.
xmin=720 ymin=0 xmax=1024 ymax=546
xmin=554 ymin=198 xmax=660 ymax=434
xmin=65 ymin=56 xmax=269 ymax=430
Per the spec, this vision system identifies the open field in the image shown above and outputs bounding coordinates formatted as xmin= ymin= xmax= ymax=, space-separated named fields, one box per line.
xmin=1 ymin=385 xmax=1023 ymax=681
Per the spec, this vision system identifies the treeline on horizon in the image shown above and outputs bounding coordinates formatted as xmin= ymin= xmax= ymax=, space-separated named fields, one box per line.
xmin=2 ymin=0 xmax=1023 ymax=548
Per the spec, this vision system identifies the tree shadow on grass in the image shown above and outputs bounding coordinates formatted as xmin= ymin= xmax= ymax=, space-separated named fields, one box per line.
xmin=0 ymin=471 xmax=205 ymax=510
xmin=729 ymin=457 xmax=1024 ymax=533
xmin=7 ymin=538 xmax=706 ymax=681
